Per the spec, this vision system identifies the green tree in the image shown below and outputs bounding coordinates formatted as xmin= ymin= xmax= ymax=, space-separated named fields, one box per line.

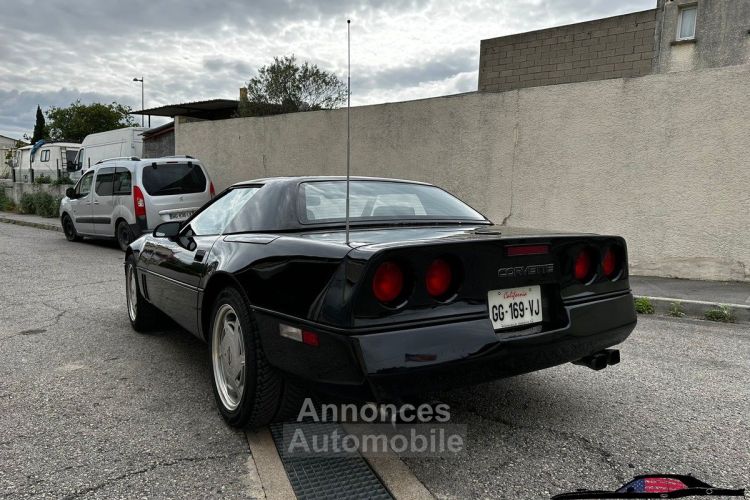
xmin=46 ymin=101 xmax=136 ymax=143
xmin=240 ymin=55 xmax=346 ymax=117
xmin=31 ymin=105 xmax=48 ymax=144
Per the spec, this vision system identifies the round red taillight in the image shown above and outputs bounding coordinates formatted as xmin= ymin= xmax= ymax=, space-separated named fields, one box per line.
xmin=426 ymin=258 xmax=453 ymax=298
xmin=372 ymin=261 xmax=404 ymax=303
xmin=574 ymin=248 xmax=594 ymax=282
xmin=602 ymin=247 xmax=618 ymax=278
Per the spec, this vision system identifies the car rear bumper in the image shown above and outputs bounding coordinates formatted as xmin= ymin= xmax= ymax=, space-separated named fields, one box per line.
xmin=255 ymin=291 xmax=637 ymax=401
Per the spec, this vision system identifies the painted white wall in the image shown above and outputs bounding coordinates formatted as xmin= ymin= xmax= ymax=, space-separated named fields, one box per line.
xmin=177 ymin=64 xmax=750 ymax=282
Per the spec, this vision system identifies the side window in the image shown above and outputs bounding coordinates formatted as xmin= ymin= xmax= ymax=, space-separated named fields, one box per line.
xmin=77 ymin=171 xmax=94 ymax=197
xmin=189 ymin=187 xmax=260 ymax=236
xmin=40 ymin=150 xmax=50 ymax=162
xmin=94 ymin=167 xmax=115 ymax=197
xmin=113 ymin=168 xmax=132 ymax=195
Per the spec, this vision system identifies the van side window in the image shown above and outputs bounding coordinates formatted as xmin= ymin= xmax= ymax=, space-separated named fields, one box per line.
xmin=113 ymin=168 xmax=132 ymax=195
xmin=77 ymin=171 xmax=94 ymax=197
xmin=95 ymin=167 xmax=115 ymax=197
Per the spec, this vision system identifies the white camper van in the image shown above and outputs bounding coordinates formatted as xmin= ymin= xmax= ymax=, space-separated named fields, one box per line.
xmin=72 ymin=127 xmax=148 ymax=179
xmin=13 ymin=143 xmax=82 ymax=182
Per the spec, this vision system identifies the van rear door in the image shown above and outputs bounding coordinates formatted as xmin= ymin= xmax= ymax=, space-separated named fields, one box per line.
xmin=138 ymin=160 xmax=211 ymax=229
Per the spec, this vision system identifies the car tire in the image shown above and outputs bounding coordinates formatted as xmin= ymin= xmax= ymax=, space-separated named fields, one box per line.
xmin=62 ymin=214 xmax=82 ymax=242
xmin=209 ymin=287 xmax=304 ymax=428
xmin=116 ymin=220 xmax=134 ymax=252
xmin=125 ymin=255 xmax=159 ymax=333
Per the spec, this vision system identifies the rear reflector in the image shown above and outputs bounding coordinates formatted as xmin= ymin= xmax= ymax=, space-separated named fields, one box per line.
xmin=506 ymin=244 xmax=550 ymax=257
xmin=372 ymin=261 xmax=404 ymax=304
xmin=574 ymin=248 xmax=594 ymax=282
xmin=602 ymin=247 xmax=619 ymax=278
xmin=426 ymin=258 xmax=453 ymax=298
xmin=279 ymin=324 xmax=319 ymax=347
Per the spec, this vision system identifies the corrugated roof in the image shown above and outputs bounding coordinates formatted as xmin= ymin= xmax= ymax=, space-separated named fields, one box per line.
xmin=133 ymin=99 xmax=238 ymax=119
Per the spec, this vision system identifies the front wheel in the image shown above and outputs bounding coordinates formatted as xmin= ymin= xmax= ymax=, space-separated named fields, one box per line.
xmin=62 ymin=214 xmax=81 ymax=242
xmin=125 ymin=256 xmax=159 ymax=332
xmin=209 ymin=287 xmax=304 ymax=428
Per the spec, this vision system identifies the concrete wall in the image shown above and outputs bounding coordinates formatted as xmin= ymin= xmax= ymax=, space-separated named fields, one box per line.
xmin=478 ymin=10 xmax=656 ymax=92
xmin=0 ymin=179 xmax=66 ymax=208
xmin=177 ymin=64 xmax=750 ymax=282
xmin=143 ymin=130 xmax=175 ymax=158
xmin=655 ymin=0 xmax=750 ymax=73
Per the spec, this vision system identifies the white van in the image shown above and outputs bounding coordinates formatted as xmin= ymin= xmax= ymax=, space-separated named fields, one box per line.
xmin=13 ymin=143 xmax=82 ymax=182
xmin=60 ymin=156 xmax=215 ymax=251
xmin=71 ymin=127 xmax=148 ymax=180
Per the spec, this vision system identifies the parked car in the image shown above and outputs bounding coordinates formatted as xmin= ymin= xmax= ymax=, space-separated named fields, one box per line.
xmin=60 ymin=156 xmax=214 ymax=251
xmin=124 ymin=176 xmax=637 ymax=429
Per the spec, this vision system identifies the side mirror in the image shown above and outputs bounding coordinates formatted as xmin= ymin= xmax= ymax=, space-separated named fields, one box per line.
xmin=65 ymin=187 xmax=76 ymax=199
xmin=153 ymin=221 xmax=181 ymax=238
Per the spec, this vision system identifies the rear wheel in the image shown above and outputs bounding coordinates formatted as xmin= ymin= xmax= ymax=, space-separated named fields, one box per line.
xmin=61 ymin=214 xmax=81 ymax=242
xmin=209 ymin=287 xmax=304 ymax=428
xmin=125 ymin=255 xmax=159 ymax=332
xmin=116 ymin=220 xmax=134 ymax=252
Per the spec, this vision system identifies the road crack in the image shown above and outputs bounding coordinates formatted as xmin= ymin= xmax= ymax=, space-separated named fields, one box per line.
xmin=59 ymin=451 xmax=249 ymax=499
xmin=457 ymin=404 xmax=626 ymax=484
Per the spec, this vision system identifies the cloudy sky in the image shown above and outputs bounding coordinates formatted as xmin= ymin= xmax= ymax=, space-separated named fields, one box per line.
xmin=0 ymin=0 xmax=654 ymax=139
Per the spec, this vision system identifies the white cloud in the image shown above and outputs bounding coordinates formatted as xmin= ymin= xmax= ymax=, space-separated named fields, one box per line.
xmin=0 ymin=0 xmax=655 ymax=138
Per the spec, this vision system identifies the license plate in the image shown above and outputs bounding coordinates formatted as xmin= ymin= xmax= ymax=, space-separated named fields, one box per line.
xmin=487 ymin=286 xmax=543 ymax=330
xmin=169 ymin=211 xmax=193 ymax=220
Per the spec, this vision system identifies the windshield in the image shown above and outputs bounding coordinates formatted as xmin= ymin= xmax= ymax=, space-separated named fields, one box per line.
xmin=299 ymin=180 xmax=486 ymax=224
xmin=141 ymin=162 xmax=207 ymax=196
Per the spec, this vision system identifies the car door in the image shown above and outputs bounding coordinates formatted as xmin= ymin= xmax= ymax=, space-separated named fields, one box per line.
xmin=70 ymin=170 xmax=95 ymax=234
xmin=143 ymin=187 xmax=261 ymax=333
xmin=92 ymin=166 xmax=116 ymax=236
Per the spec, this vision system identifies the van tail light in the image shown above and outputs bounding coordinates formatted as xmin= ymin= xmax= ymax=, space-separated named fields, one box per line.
xmin=133 ymin=185 xmax=146 ymax=217
xmin=209 ymin=182 xmax=216 ymax=198
xmin=372 ymin=261 xmax=404 ymax=304
xmin=574 ymin=248 xmax=594 ymax=282
xmin=426 ymin=258 xmax=453 ymax=298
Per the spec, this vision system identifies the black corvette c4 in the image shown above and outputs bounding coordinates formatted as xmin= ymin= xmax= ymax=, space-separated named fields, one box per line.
xmin=124 ymin=176 xmax=637 ymax=428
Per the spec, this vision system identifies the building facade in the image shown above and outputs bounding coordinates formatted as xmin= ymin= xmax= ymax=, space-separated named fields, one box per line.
xmin=479 ymin=0 xmax=750 ymax=92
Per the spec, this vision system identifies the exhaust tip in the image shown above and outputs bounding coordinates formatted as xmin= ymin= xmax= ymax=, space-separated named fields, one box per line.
xmin=573 ymin=349 xmax=620 ymax=371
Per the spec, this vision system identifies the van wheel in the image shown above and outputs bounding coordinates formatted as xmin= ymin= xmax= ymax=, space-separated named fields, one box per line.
xmin=209 ymin=287 xmax=303 ymax=428
xmin=116 ymin=220 xmax=134 ymax=252
xmin=62 ymin=214 xmax=82 ymax=242
xmin=125 ymin=255 xmax=159 ymax=332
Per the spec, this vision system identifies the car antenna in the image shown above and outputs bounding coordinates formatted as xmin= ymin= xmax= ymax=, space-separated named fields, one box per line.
xmin=345 ymin=18 xmax=352 ymax=246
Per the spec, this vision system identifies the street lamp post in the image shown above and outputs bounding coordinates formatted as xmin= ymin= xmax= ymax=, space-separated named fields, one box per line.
xmin=132 ymin=77 xmax=145 ymax=127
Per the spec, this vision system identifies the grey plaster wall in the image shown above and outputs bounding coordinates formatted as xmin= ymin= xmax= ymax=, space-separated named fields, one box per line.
xmin=177 ymin=64 xmax=750 ymax=282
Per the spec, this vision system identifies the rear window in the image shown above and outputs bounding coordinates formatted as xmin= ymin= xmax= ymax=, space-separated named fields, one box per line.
xmin=141 ymin=162 xmax=206 ymax=196
xmin=300 ymin=180 xmax=486 ymax=223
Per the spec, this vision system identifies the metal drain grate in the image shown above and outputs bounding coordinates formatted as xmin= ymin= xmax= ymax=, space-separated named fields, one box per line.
xmin=269 ymin=421 xmax=393 ymax=500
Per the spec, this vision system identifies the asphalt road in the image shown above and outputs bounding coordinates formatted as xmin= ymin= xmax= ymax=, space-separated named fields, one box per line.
xmin=1 ymin=222 xmax=748 ymax=499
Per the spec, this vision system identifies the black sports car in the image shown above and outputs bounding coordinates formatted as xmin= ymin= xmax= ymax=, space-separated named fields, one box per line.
xmin=125 ymin=176 xmax=637 ymax=428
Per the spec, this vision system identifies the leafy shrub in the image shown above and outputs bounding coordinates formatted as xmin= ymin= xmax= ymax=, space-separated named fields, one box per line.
xmin=634 ymin=297 xmax=655 ymax=314
xmin=34 ymin=192 xmax=59 ymax=218
xmin=0 ymin=189 xmax=15 ymax=212
xmin=52 ymin=176 xmax=75 ymax=186
xmin=18 ymin=191 xmax=60 ymax=218
xmin=704 ymin=305 xmax=735 ymax=323
xmin=19 ymin=192 xmax=36 ymax=214
xmin=35 ymin=174 xmax=52 ymax=184
xmin=668 ymin=301 xmax=685 ymax=318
